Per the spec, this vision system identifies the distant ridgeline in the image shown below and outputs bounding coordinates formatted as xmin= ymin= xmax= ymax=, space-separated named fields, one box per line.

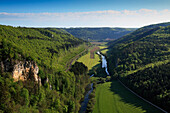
xmin=108 ymin=22 xmax=170 ymax=112
xmin=0 ymin=25 xmax=90 ymax=112
xmin=63 ymin=27 xmax=136 ymax=41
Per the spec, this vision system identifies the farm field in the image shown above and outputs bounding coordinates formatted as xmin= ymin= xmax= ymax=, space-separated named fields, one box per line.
xmin=77 ymin=45 xmax=108 ymax=72
xmin=78 ymin=51 xmax=100 ymax=70
xmin=90 ymin=46 xmax=100 ymax=59
xmin=93 ymin=80 xmax=162 ymax=113
xmin=98 ymin=45 xmax=108 ymax=54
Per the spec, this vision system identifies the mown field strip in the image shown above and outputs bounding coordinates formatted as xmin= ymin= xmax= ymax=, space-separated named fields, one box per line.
xmin=93 ymin=80 xmax=163 ymax=113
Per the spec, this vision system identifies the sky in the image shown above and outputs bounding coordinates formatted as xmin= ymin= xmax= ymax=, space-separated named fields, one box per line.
xmin=0 ymin=0 xmax=170 ymax=28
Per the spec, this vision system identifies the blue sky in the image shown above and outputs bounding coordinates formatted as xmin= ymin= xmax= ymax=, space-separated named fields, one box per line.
xmin=1 ymin=0 xmax=170 ymax=13
xmin=0 ymin=0 xmax=170 ymax=27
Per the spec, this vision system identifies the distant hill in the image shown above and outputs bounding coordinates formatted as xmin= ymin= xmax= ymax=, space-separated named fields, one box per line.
xmin=109 ymin=22 xmax=170 ymax=45
xmin=108 ymin=22 xmax=170 ymax=112
xmin=63 ymin=27 xmax=136 ymax=41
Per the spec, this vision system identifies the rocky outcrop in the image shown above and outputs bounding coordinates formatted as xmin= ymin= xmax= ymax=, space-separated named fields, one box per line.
xmin=12 ymin=61 xmax=41 ymax=84
xmin=0 ymin=60 xmax=41 ymax=85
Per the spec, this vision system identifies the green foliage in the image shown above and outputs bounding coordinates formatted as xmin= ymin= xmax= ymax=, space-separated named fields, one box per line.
xmin=0 ymin=25 xmax=89 ymax=113
xmin=0 ymin=25 xmax=85 ymax=70
xmin=70 ymin=61 xmax=88 ymax=75
xmin=21 ymin=88 xmax=29 ymax=106
xmin=108 ymin=24 xmax=170 ymax=76
xmin=108 ymin=22 xmax=170 ymax=112
xmin=123 ymin=63 xmax=170 ymax=112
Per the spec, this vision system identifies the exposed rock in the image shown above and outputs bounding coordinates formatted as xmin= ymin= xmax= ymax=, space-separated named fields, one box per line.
xmin=0 ymin=59 xmax=41 ymax=85
xmin=12 ymin=61 xmax=41 ymax=85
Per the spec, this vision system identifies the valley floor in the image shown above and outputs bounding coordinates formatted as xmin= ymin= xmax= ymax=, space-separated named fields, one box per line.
xmin=77 ymin=44 xmax=163 ymax=113
xmin=93 ymin=80 xmax=163 ymax=113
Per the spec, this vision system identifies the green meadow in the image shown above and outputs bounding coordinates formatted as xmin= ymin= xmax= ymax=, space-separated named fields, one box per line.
xmin=93 ymin=81 xmax=162 ymax=113
xmin=78 ymin=50 xmax=100 ymax=70
xmin=98 ymin=45 xmax=108 ymax=54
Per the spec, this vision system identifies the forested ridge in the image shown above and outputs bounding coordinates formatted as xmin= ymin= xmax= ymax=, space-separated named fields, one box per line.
xmin=124 ymin=63 xmax=170 ymax=111
xmin=64 ymin=27 xmax=136 ymax=41
xmin=108 ymin=22 xmax=170 ymax=112
xmin=0 ymin=25 xmax=90 ymax=112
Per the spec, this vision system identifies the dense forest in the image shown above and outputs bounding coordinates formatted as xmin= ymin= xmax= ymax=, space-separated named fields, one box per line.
xmin=123 ymin=63 xmax=170 ymax=111
xmin=0 ymin=25 xmax=90 ymax=112
xmin=64 ymin=27 xmax=136 ymax=41
xmin=108 ymin=22 xmax=170 ymax=112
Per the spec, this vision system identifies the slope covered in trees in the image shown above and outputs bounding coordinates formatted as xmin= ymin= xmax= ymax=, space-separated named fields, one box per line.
xmin=124 ymin=63 xmax=170 ymax=112
xmin=108 ymin=22 xmax=170 ymax=112
xmin=64 ymin=27 xmax=136 ymax=41
xmin=0 ymin=25 xmax=90 ymax=112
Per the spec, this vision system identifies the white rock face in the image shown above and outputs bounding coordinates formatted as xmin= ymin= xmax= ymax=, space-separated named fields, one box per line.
xmin=12 ymin=61 xmax=41 ymax=85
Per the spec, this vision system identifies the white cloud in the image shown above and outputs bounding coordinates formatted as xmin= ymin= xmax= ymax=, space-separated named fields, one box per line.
xmin=122 ymin=10 xmax=137 ymax=15
xmin=0 ymin=9 xmax=170 ymax=28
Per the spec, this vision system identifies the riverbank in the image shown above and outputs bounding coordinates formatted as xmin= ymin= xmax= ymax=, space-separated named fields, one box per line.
xmin=79 ymin=83 xmax=94 ymax=113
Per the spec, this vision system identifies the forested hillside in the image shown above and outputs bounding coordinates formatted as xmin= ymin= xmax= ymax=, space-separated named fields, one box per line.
xmin=108 ymin=22 xmax=170 ymax=112
xmin=64 ymin=27 xmax=136 ymax=41
xmin=0 ymin=25 xmax=89 ymax=112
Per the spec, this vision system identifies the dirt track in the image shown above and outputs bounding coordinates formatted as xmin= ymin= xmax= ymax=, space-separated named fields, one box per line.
xmin=90 ymin=46 xmax=100 ymax=59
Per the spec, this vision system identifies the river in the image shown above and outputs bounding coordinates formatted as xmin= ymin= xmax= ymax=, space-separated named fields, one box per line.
xmin=79 ymin=51 xmax=110 ymax=113
xmin=79 ymin=83 xmax=94 ymax=113
xmin=97 ymin=51 xmax=110 ymax=76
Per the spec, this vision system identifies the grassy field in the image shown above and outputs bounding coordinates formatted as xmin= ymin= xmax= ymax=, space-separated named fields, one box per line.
xmin=93 ymin=80 xmax=162 ymax=113
xmin=78 ymin=51 xmax=100 ymax=70
xmin=98 ymin=45 xmax=108 ymax=54
xmin=77 ymin=45 xmax=108 ymax=71
xmin=77 ymin=45 xmax=108 ymax=76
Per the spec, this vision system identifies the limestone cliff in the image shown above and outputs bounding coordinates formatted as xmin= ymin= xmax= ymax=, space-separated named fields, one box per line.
xmin=1 ymin=60 xmax=41 ymax=85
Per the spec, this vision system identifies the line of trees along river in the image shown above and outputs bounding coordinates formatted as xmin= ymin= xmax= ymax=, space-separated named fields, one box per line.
xmin=79 ymin=51 xmax=110 ymax=113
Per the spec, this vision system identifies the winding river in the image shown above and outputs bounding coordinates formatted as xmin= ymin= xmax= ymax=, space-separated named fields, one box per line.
xmin=79 ymin=51 xmax=110 ymax=113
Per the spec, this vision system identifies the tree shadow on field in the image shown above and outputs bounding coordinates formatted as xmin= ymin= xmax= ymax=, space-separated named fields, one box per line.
xmin=109 ymin=80 xmax=163 ymax=113
xmin=104 ymin=44 xmax=163 ymax=113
